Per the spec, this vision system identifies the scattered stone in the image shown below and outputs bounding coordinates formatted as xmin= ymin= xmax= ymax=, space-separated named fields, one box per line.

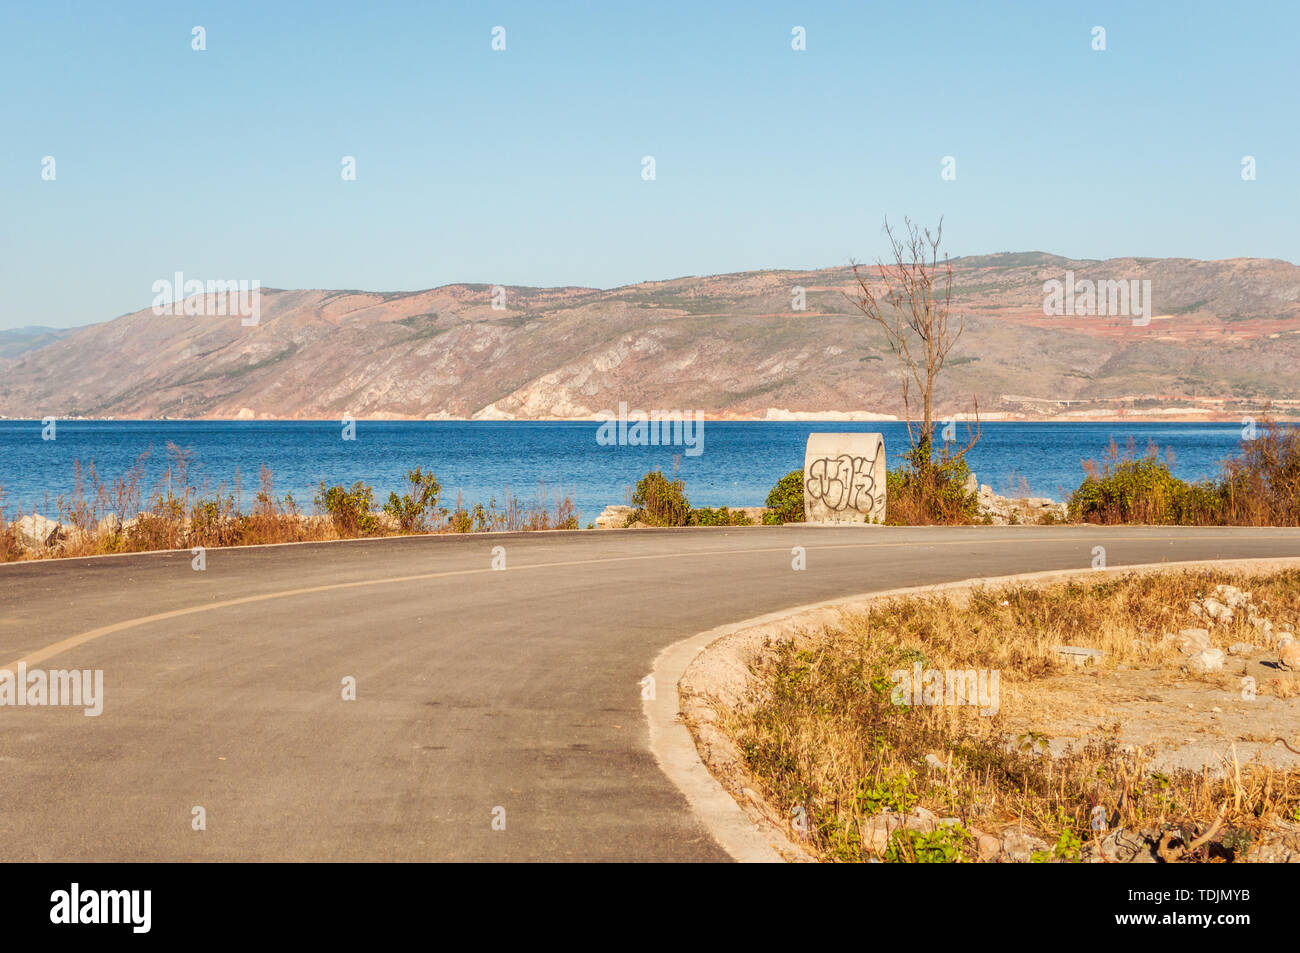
xmin=593 ymin=505 xmax=634 ymax=530
xmin=1279 ymin=642 xmax=1300 ymax=672
xmin=1245 ymin=835 xmax=1300 ymax=863
xmin=924 ymin=753 xmax=945 ymax=773
xmin=861 ymin=807 xmax=940 ymax=853
xmin=1172 ymin=628 xmax=1212 ymax=655
xmin=1201 ymin=598 xmax=1233 ymax=623
xmin=998 ymin=827 xmax=1051 ymax=863
xmin=1055 ymin=645 xmax=1103 ymax=667
xmin=1081 ymin=828 xmax=1159 ymax=864
xmin=13 ymin=514 xmax=64 ymax=550
xmin=975 ymin=487 xmax=1068 ymax=525
xmin=969 ymin=828 xmax=1002 ymax=861
xmin=1214 ymin=585 xmax=1250 ymax=609
xmin=1188 ymin=647 xmax=1226 ymax=672
xmin=63 ymin=526 xmax=94 ymax=549
xmin=1229 ymin=642 xmax=1259 ymax=657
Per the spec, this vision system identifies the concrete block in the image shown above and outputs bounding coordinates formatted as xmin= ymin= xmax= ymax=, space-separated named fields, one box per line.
xmin=803 ymin=433 xmax=886 ymax=524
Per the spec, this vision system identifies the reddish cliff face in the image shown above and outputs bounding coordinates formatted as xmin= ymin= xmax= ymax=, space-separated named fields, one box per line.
xmin=2 ymin=253 xmax=1298 ymax=420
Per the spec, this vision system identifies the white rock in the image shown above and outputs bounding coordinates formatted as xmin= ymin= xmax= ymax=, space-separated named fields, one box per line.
xmin=1201 ymin=598 xmax=1234 ymax=623
xmin=1172 ymin=628 xmax=1212 ymax=654
xmin=861 ymin=807 xmax=940 ymax=853
xmin=593 ymin=505 xmax=634 ymax=530
xmin=999 ymin=827 xmax=1050 ymax=863
xmin=1188 ymin=647 xmax=1226 ymax=672
xmin=1214 ymin=585 xmax=1249 ymax=609
xmin=12 ymin=514 xmax=63 ymax=550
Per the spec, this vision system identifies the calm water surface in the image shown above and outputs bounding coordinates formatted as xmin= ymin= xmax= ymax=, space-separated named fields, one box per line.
xmin=0 ymin=420 xmax=1257 ymax=523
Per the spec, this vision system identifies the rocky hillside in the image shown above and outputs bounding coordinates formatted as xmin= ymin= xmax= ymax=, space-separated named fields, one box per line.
xmin=2 ymin=254 xmax=1299 ymax=420
xmin=0 ymin=325 xmax=76 ymax=360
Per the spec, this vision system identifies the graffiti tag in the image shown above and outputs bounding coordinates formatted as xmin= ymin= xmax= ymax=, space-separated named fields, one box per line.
xmin=805 ymin=452 xmax=882 ymax=513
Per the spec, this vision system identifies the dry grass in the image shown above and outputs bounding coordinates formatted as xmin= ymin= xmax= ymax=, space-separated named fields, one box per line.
xmin=0 ymin=447 xmax=581 ymax=562
xmin=726 ymin=569 xmax=1300 ymax=862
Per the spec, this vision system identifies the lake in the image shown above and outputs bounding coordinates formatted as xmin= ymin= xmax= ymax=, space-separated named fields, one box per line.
xmin=0 ymin=419 xmax=1258 ymax=523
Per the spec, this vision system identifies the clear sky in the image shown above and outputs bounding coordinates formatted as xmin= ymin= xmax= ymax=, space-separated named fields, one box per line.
xmin=2 ymin=0 xmax=1297 ymax=329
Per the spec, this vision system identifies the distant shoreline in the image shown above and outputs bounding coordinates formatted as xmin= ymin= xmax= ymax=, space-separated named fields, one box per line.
xmin=2 ymin=414 xmax=1296 ymax=424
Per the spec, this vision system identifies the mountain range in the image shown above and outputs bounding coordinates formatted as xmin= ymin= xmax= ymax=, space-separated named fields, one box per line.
xmin=3 ymin=253 xmax=1299 ymax=421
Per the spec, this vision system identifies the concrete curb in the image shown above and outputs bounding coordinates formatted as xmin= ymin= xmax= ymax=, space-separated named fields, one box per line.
xmin=646 ymin=556 xmax=1300 ymax=863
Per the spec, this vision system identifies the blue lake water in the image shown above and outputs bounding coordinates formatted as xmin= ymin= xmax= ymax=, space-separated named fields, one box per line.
xmin=0 ymin=420 xmax=1258 ymax=523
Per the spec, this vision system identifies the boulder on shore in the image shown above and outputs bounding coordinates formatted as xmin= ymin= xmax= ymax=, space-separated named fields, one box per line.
xmin=13 ymin=514 xmax=64 ymax=550
xmin=970 ymin=473 xmax=1068 ymax=525
xmin=594 ymin=505 xmax=634 ymax=529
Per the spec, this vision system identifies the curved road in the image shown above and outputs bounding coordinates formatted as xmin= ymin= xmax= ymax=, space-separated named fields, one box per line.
xmin=2 ymin=525 xmax=1299 ymax=861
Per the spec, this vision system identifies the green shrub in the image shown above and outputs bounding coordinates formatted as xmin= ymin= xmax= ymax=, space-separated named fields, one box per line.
xmin=317 ymin=481 xmax=379 ymax=536
xmin=383 ymin=467 xmax=443 ymax=532
xmin=1065 ymin=422 xmax=1300 ymax=527
xmin=189 ymin=494 xmax=238 ymax=546
xmin=762 ymin=470 xmax=804 ymax=524
xmin=690 ymin=505 xmax=753 ymax=526
xmin=447 ymin=507 xmax=473 ymax=533
xmin=627 ymin=469 xmax=691 ymax=526
xmin=885 ymin=824 xmax=973 ymax=863
xmin=1068 ymin=442 xmax=1218 ymax=525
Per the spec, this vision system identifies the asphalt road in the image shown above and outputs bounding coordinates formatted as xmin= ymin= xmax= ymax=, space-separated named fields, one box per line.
xmin=2 ymin=525 xmax=1300 ymax=862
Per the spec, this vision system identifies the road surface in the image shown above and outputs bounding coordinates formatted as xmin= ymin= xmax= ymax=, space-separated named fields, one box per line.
xmin=2 ymin=525 xmax=1299 ymax=861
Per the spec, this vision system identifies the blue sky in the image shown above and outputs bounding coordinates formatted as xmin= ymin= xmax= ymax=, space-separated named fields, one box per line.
xmin=2 ymin=0 xmax=1297 ymax=329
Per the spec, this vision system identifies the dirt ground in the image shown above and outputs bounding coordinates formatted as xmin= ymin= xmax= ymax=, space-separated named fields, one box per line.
xmin=1003 ymin=658 xmax=1300 ymax=774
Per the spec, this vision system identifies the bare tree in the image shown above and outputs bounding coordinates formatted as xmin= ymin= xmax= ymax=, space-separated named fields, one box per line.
xmin=848 ymin=217 xmax=979 ymax=471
